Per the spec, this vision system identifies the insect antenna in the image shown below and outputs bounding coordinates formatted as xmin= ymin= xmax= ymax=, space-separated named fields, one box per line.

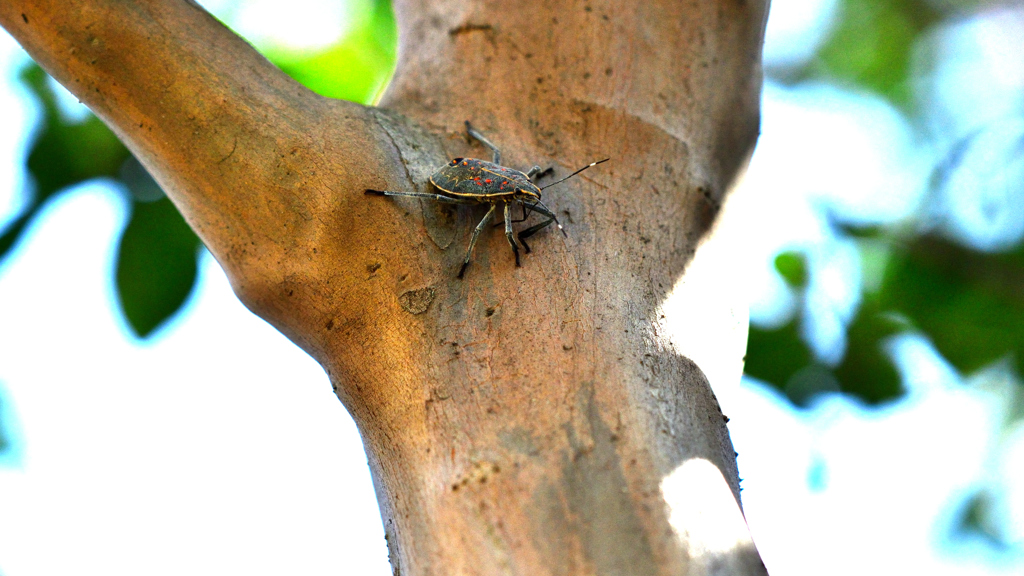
xmin=539 ymin=158 xmax=610 ymax=191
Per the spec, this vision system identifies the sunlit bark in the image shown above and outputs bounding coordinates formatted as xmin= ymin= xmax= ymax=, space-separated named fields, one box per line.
xmin=0 ymin=0 xmax=769 ymax=573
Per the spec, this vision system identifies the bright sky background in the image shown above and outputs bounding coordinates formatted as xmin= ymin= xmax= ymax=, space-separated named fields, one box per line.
xmin=1 ymin=1 xmax=1023 ymax=575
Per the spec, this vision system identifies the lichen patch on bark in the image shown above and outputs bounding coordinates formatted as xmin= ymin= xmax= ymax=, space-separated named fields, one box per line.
xmin=398 ymin=286 xmax=436 ymax=314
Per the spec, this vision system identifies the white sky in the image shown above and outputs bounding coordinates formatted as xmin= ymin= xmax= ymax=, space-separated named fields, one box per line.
xmin=1 ymin=1 xmax=1023 ymax=575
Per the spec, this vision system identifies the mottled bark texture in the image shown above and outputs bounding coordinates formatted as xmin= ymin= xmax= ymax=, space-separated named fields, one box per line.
xmin=1 ymin=0 xmax=769 ymax=574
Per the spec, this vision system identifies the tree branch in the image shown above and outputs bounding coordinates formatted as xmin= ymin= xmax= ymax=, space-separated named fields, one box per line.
xmin=1 ymin=0 xmax=770 ymax=573
xmin=0 ymin=0 xmax=387 ymax=306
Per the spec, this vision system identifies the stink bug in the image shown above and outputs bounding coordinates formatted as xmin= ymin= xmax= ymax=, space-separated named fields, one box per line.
xmin=366 ymin=121 xmax=608 ymax=278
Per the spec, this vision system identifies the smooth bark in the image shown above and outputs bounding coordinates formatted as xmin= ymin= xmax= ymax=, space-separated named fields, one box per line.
xmin=1 ymin=0 xmax=769 ymax=574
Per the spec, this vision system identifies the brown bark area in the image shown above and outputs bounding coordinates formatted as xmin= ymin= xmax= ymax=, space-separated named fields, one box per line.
xmin=1 ymin=0 xmax=769 ymax=574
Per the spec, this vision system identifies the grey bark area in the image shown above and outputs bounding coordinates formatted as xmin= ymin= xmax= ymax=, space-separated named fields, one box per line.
xmin=0 ymin=0 xmax=771 ymax=574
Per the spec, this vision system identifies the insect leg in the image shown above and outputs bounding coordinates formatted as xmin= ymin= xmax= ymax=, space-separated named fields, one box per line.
xmin=527 ymin=166 xmax=554 ymax=182
xmin=511 ymin=203 xmax=531 ymax=223
xmin=516 ymin=218 xmax=548 ymax=253
xmin=458 ymin=204 xmax=498 ymax=279
xmin=464 ymin=121 xmax=501 ymax=165
xmin=516 ymin=203 xmax=565 ymax=253
xmin=503 ymin=203 xmax=521 ymax=267
xmin=493 ymin=201 xmax=528 ymax=229
xmin=505 ymin=201 xmax=531 ymax=224
xmin=492 ymin=202 xmax=532 ymax=229
xmin=526 ymin=203 xmax=565 ymax=236
xmin=365 ymin=189 xmax=475 ymax=205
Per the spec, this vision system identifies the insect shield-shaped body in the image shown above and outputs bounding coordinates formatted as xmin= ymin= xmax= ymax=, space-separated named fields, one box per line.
xmin=366 ymin=121 xmax=607 ymax=278
xmin=430 ymin=158 xmax=541 ymax=205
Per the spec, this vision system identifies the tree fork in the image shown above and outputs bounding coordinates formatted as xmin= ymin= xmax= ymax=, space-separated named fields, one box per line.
xmin=0 ymin=0 xmax=769 ymax=574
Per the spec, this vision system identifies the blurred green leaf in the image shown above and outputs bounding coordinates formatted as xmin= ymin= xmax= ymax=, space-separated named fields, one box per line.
xmin=881 ymin=235 xmax=1024 ymax=377
xmin=953 ymin=490 xmax=1011 ymax=551
xmin=0 ymin=209 xmax=35 ymax=261
xmin=21 ymin=65 xmax=130 ymax=202
xmin=746 ymin=319 xmax=814 ymax=400
xmin=774 ymin=251 xmax=809 ymax=288
xmin=4 ymin=65 xmax=205 ymax=339
xmin=747 ymin=247 xmax=904 ymax=406
xmin=836 ymin=223 xmax=885 ymax=239
xmin=270 ymin=0 xmax=397 ymax=103
xmin=1 ymin=64 xmax=132 ymax=261
xmin=831 ymin=300 xmax=904 ymax=403
xmin=748 ymin=232 xmax=1024 ymax=407
xmin=814 ymin=0 xmax=940 ymax=109
xmin=746 ymin=306 xmax=904 ymax=406
xmin=115 ymin=196 xmax=202 ymax=338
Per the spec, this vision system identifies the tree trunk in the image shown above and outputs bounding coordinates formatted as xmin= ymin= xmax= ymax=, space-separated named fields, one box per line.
xmin=0 ymin=0 xmax=769 ymax=574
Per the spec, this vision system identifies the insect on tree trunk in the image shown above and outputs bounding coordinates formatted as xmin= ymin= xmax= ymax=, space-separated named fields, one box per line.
xmin=0 ymin=0 xmax=770 ymax=574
